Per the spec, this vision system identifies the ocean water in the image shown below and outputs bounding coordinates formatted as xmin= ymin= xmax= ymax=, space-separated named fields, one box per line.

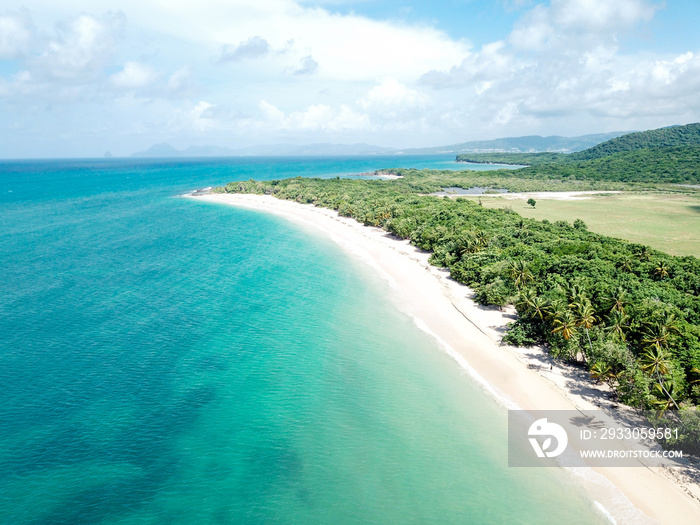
xmin=1 ymin=156 xmax=604 ymax=524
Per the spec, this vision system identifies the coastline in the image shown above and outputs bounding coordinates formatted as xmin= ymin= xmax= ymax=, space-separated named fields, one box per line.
xmin=191 ymin=192 xmax=700 ymax=524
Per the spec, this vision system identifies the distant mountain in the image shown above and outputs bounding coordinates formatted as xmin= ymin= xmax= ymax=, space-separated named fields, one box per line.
xmin=131 ymin=142 xmax=184 ymax=157
xmin=402 ymin=132 xmax=629 ymax=155
xmin=130 ymin=132 xmax=632 ymax=158
xmin=229 ymin=143 xmax=397 ymax=156
xmin=130 ymin=142 xmax=395 ymax=157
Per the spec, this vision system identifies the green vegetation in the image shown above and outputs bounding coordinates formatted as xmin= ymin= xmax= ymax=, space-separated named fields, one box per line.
xmin=568 ymin=123 xmax=700 ymax=161
xmin=215 ymin=125 xmax=700 ymax=448
xmin=410 ymin=131 xmax=627 ymax=155
xmin=457 ymin=146 xmax=700 ymax=184
xmin=469 ymin=192 xmax=700 ymax=257
xmin=216 ymin=175 xmax=700 ymax=415
xmin=520 ymin=146 xmax=700 ymax=184
xmin=456 ymin=152 xmax=565 ymax=165
xmin=456 ymin=123 xmax=700 ymax=185
xmin=378 ymin=167 xmax=666 ymax=194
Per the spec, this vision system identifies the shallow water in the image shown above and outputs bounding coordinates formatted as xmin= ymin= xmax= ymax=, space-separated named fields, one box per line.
xmin=1 ymin=156 xmax=603 ymax=523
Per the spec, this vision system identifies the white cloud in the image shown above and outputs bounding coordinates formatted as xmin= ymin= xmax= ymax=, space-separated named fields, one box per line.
xmin=293 ymin=55 xmax=318 ymax=75
xmin=0 ymin=10 xmax=33 ymax=59
xmin=190 ymin=100 xmax=217 ymax=131
xmin=294 ymin=13 xmax=467 ymax=82
xmin=219 ymin=36 xmax=271 ymax=62
xmin=110 ymin=61 xmax=158 ymax=88
xmin=359 ymin=78 xmax=429 ymax=113
xmin=259 ymin=99 xmax=286 ymax=124
xmin=411 ymin=0 xmax=700 ymax=140
xmin=509 ymin=0 xmax=657 ymax=52
xmin=33 ymin=12 xmax=125 ymax=81
xmin=420 ymin=41 xmax=515 ymax=90
xmin=86 ymin=0 xmax=469 ymax=82
xmin=257 ymin=100 xmax=369 ymax=132
xmin=164 ymin=67 xmax=197 ymax=97
xmin=552 ymin=0 xmax=656 ymax=32
xmin=1 ymin=0 xmax=699 ymax=156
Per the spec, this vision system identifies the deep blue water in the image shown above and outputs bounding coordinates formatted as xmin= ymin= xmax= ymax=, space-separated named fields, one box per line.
xmin=0 ymin=156 xmax=603 ymax=523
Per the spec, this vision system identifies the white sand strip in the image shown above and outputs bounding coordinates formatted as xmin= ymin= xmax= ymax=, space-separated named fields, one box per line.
xmin=191 ymin=192 xmax=700 ymax=525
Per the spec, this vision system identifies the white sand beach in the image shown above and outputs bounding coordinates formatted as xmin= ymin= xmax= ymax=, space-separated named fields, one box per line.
xmin=192 ymin=192 xmax=700 ymax=525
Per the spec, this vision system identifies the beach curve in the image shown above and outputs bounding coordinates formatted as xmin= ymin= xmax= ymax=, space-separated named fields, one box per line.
xmin=191 ymin=192 xmax=700 ymax=525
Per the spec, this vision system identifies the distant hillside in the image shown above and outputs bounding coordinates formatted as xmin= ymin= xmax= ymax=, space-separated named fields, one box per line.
xmin=408 ymin=132 xmax=627 ymax=155
xmin=568 ymin=123 xmax=700 ymax=161
xmin=131 ymin=132 xmax=627 ymax=158
xmin=456 ymin=152 xmax=566 ymax=165
xmin=455 ymin=124 xmax=700 ymax=185
xmin=230 ymin=143 xmax=396 ymax=156
xmin=519 ymin=145 xmax=700 ymax=184
xmin=130 ymin=142 xmax=395 ymax=157
xmin=131 ymin=142 xmax=184 ymax=157
xmin=458 ymin=123 xmax=700 ymax=165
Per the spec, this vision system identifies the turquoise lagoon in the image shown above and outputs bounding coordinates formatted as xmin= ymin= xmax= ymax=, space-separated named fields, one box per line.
xmin=0 ymin=157 xmax=604 ymax=523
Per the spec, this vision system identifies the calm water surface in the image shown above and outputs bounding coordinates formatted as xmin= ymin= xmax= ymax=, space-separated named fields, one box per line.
xmin=0 ymin=156 xmax=603 ymax=523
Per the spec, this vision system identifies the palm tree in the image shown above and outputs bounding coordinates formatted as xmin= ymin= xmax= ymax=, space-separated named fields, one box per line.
xmin=640 ymin=345 xmax=679 ymax=410
xmin=546 ymin=298 xmax=566 ymax=322
xmin=657 ymin=311 xmax=680 ymax=334
xmin=649 ymin=384 xmax=678 ymax=412
xmin=559 ymin=282 xmax=585 ymax=304
xmin=590 ymin=361 xmax=617 ymax=388
xmin=689 ymin=367 xmax=700 ymax=386
xmin=654 ymin=260 xmax=670 ymax=279
xmin=528 ymin=295 xmax=548 ymax=321
xmin=572 ymin=300 xmax=596 ymax=330
xmin=516 ymin=289 xmax=548 ymax=321
xmin=641 ymin=344 xmax=672 ymax=375
xmin=508 ymin=259 xmax=534 ymax=289
xmin=606 ymin=287 xmax=629 ymax=316
xmin=515 ymin=288 xmax=535 ymax=312
xmin=551 ymin=310 xmax=578 ymax=341
xmin=637 ymin=245 xmax=652 ymax=262
xmin=605 ymin=310 xmax=629 ymax=342
xmin=642 ymin=324 xmax=673 ymax=351
xmin=458 ymin=232 xmax=478 ymax=257
xmin=617 ymin=257 xmax=633 ymax=272
xmin=571 ymin=298 xmax=597 ymax=360
xmin=474 ymin=230 xmax=489 ymax=249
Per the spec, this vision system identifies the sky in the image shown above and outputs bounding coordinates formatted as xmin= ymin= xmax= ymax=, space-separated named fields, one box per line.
xmin=1 ymin=0 xmax=700 ymax=157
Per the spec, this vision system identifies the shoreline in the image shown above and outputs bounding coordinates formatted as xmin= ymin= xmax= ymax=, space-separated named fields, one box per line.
xmin=191 ymin=192 xmax=700 ymax=524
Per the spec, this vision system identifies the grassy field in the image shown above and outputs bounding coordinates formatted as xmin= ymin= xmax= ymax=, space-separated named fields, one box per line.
xmin=464 ymin=191 xmax=700 ymax=257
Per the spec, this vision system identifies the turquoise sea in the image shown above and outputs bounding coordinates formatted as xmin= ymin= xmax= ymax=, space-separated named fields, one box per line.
xmin=1 ymin=156 xmax=604 ymax=523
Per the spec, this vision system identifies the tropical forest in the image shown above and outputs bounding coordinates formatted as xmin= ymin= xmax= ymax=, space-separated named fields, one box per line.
xmin=215 ymin=123 xmax=700 ymax=452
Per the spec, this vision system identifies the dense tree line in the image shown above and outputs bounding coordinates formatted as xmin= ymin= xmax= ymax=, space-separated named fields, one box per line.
xmin=216 ymin=176 xmax=700 ymax=419
xmin=568 ymin=122 xmax=700 ymax=161
xmin=458 ymin=146 xmax=700 ymax=184
xmin=456 ymin=123 xmax=700 ymax=185
xmin=523 ymin=146 xmax=700 ymax=184
xmin=377 ymin=167 xmax=680 ymax=194
xmin=458 ymin=123 xmax=700 ymax=165
xmin=456 ymin=152 xmax=566 ymax=166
